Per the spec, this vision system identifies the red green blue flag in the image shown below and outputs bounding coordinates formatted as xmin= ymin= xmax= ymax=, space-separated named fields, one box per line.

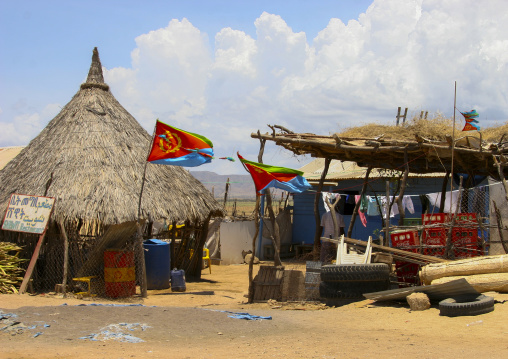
xmin=147 ymin=120 xmax=214 ymax=167
xmin=461 ymin=109 xmax=480 ymax=131
xmin=237 ymin=152 xmax=312 ymax=194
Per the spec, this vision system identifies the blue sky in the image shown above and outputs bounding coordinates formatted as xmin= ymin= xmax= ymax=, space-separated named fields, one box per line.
xmin=1 ymin=0 xmax=508 ymax=175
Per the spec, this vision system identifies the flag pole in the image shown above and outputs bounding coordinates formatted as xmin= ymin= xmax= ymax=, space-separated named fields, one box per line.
xmin=450 ymin=81 xmax=457 ymax=214
xmin=136 ymin=120 xmax=158 ymax=298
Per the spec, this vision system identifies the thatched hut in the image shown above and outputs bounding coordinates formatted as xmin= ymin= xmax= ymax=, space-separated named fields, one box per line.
xmin=0 ymin=48 xmax=224 ymax=293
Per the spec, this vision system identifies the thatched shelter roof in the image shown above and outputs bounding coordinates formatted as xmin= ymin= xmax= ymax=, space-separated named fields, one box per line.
xmin=252 ymin=120 xmax=508 ymax=180
xmin=0 ymin=48 xmax=224 ymax=230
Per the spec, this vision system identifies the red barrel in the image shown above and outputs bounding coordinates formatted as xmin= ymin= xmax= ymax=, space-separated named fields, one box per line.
xmin=104 ymin=250 xmax=135 ymax=298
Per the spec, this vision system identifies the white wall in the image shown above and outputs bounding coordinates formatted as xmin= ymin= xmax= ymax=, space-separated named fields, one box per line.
xmin=219 ymin=221 xmax=258 ymax=265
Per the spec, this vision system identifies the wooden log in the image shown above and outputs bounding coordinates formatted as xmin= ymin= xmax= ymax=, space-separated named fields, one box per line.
xmin=321 ymin=237 xmax=446 ymax=264
xmin=431 ymin=273 xmax=508 ymax=293
xmin=420 ymin=254 xmax=508 ymax=285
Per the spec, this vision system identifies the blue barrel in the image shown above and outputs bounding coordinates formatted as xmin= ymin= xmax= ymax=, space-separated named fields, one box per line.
xmin=171 ymin=269 xmax=186 ymax=292
xmin=143 ymin=239 xmax=171 ymax=290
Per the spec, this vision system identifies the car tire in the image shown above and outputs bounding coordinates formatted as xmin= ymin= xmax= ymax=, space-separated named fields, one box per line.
xmin=439 ymin=295 xmax=495 ymax=317
xmin=320 ymin=264 xmax=390 ymax=282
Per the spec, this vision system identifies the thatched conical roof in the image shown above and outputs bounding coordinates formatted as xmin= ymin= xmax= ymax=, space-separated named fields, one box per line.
xmin=0 ymin=47 xmax=224 ymax=229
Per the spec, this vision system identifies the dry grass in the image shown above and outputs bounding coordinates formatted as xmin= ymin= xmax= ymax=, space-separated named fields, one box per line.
xmin=339 ymin=113 xmax=508 ymax=142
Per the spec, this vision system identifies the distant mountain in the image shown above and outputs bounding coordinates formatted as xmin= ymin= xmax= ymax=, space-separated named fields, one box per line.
xmin=190 ymin=171 xmax=256 ymax=199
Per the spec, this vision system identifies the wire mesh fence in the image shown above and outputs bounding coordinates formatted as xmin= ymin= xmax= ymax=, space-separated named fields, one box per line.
xmin=1 ymin=182 xmax=505 ymax=298
xmin=0 ymin=219 xmax=212 ymax=297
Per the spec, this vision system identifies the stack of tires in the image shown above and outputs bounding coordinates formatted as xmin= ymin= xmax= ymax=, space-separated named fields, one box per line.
xmin=319 ymin=263 xmax=391 ymax=303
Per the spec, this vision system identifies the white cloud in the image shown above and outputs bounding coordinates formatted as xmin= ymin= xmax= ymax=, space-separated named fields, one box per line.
xmin=0 ymin=103 xmax=60 ymax=146
xmin=8 ymin=0 xmax=508 ymax=174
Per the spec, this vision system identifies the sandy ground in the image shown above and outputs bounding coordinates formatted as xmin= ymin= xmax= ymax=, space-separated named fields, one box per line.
xmin=1 ymin=261 xmax=508 ymax=359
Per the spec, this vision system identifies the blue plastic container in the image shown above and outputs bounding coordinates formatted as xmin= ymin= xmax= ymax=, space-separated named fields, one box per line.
xmin=143 ymin=239 xmax=171 ymax=290
xmin=171 ymin=268 xmax=186 ymax=292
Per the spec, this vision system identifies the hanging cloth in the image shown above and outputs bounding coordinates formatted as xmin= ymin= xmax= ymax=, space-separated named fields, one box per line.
xmin=427 ymin=191 xmax=460 ymax=213
xmin=402 ymin=196 xmax=415 ymax=214
xmin=355 ymin=195 xmax=367 ymax=227
xmin=367 ymin=196 xmax=381 ymax=216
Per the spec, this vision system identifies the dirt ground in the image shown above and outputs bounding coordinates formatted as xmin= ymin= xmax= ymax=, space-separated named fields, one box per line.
xmin=1 ymin=261 xmax=508 ymax=359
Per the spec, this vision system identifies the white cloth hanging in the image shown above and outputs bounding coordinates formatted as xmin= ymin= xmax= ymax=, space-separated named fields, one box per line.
xmin=322 ymin=192 xmax=340 ymax=212
xmin=426 ymin=191 xmax=460 ymax=213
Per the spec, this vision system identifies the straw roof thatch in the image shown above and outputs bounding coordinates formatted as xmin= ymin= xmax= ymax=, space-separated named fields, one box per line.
xmin=0 ymin=48 xmax=224 ymax=231
xmin=252 ymin=119 xmax=508 ymax=180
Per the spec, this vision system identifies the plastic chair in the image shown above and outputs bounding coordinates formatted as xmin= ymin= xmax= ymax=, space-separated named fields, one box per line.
xmin=72 ymin=276 xmax=97 ymax=297
xmin=189 ymin=248 xmax=212 ymax=273
xmin=203 ymin=248 xmax=212 ymax=274
xmin=336 ymin=235 xmax=372 ymax=264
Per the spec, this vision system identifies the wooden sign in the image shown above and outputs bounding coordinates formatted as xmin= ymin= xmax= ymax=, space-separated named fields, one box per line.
xmin=2 ymin=194 xmax=55 ymax=234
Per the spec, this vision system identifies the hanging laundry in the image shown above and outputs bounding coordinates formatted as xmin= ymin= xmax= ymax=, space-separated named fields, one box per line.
xmin=322 ymin=192 xmax=340 ymax=212
xmin=366 ymin=196 xmax=381 ymax=216
xmin=402 ymin=196 xmax=415 ymax=214
xmin=380 ymin=196 xmax=399 ymax=218
xmin=355 ymin=195 xmax=367 ymax=227
xmin=426 ymin=191 xmax=461 ymax=213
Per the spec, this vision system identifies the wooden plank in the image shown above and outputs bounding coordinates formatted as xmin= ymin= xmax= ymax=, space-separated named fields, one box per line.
xmin=253 ymin=266 xmax=284 ymax=301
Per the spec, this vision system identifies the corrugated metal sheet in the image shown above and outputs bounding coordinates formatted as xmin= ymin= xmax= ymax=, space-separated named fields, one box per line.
xmin=302 ymin=159 xmax=445 ymax=183
xmin=363 ymin=278 xmax=480 ymax=302
xmin=0 ymin=146 xmax=24 ymax=170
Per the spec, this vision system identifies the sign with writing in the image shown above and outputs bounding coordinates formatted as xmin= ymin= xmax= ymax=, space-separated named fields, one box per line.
xmin=2 ymin=194 xmax=55 ymax=234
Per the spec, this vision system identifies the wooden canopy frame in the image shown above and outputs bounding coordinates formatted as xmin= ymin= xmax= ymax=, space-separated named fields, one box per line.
xmin=251 ymin=126 xmax=508 ymax=180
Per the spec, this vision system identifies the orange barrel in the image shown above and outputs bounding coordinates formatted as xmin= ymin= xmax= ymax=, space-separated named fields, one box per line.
xmin=104 ymin=250 xmax=136 ymax=298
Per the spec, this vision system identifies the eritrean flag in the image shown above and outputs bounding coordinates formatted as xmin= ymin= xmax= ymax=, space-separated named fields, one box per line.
xmin=147 ymin=120 xmax=214 ymax=167
xmin=237 ymin=152 xmax=312 ymax=194
xmin=461 ymin=109 xmax=480 ymax=131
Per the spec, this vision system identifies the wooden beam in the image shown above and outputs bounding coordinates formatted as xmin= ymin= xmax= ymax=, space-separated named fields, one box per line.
xmin=321 ymin=236 xmax=447 ymax=263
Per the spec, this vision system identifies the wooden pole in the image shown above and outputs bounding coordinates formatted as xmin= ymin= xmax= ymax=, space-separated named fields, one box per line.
xmin=445 ymin=176 xmax=463 ymax=259
xmin=136 ymin=122 xmax=158 ymax=298
xmin=439 ymin=170 xmax=450 ymax=213
xmin=59 ymin=221 xmax=70 ymax=298
xmin=450 ymin=81 xmax=457 ymax=213
xmin=248 ymin=195 xmax=261 ymax=303
xmin=19 ymin=202 xmax=55 ymax=295
xmin=313 ymin=158 xmax=331 ymax=259
xmin=385 ymin=181 xmax=391 ymax=247
xmin=347 ymin=166 xmax=372 ymax=237
xmin=265 ymin=190 xmax=282 ymax=266
xmin=396 ymin=149 xmax=409 ymax=226
xmin=19 ymin=232 xmax=48 ymax=294
xmin=223 ymin=177 xmax=230 ymax=209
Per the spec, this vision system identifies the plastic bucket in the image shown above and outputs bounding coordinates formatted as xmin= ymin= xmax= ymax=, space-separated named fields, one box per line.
xmin=104 ymin=250 xmax=136 ymax=298
xmin=171 ymin=269 xmax=186 ymax=292
xmin=143 ymin=239 xmax=171 ymax=290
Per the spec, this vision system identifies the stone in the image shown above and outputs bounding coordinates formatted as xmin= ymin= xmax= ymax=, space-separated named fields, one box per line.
xmin=406 ymin=292 xmax=431 ymax=311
